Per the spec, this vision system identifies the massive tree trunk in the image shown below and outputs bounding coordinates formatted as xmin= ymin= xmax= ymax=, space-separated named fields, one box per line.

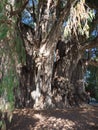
xmin=14 ymin=23 xmax=36 ymax=108
xmin=13 ymin=0 xmax=90 ymax=109
xmin=71 ymin=60 xmax=88 ymax=106
xmin=51 ymin=39 xmax=88 ymax=108
xmin=15 ymin=25 xmax=89 ymax=109
xmin=32 ymin=47 xmax=54 ymax=109
xmin=16 ymin=0 xmax=72 ymax=109
xmin=16 ymin=23 xmax=57 ymax=109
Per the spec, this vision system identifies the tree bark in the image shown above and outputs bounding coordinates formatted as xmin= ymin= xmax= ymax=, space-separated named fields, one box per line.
xmin=14 ymin=23 xmax=36 ymax=108
xmin=31 ymin=48 xmax=54 ymax=109
xmin=15 ymin=24 xmax=89 ymax=109
xmin=51 ymin=40 xmax=88 ymax=108
xmin=14 ymin=0 xmax=90 ymax=109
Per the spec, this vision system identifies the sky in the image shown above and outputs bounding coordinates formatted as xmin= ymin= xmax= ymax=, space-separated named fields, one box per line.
xmin=21 ymin=0 xmax=38 ymax=28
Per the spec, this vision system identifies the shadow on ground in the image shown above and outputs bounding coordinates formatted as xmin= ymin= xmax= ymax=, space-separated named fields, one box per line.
xmin=8 ymin=106 xmax=98 ymax=130
xmin=8 ymin=109 xmax=39 ymax=130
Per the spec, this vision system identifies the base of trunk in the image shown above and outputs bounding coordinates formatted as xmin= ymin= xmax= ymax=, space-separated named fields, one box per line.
xmin=31 ymin=89 xmax=89 ymax=110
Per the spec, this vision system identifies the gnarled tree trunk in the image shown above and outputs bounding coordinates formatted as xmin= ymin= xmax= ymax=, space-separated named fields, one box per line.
xmin=31 ymin=47 xmax=54 ymax=109
xmin=51 ymin=40 xmax=88 ymax=108
xmin=13 ymin=1 xmax=89 ymax=109
xmin=15 ymin=25 xmax=88 ymax=109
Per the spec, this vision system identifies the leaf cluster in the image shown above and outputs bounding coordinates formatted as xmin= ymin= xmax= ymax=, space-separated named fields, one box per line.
xmin=64 ymin=0 xmax=95 ymax=39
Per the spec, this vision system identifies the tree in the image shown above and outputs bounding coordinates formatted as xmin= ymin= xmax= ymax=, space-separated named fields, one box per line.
xmin=0 ymin=0 xmax=98 ymax=110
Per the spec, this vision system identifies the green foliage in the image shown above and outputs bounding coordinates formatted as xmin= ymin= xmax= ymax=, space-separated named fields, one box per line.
xmin=64 ymin=0 xmax=95 ymax=39
xmin=86 ymin=66 xmax=98 ymax=100
xmin=88 ymin=9 xmax=95 ymax=22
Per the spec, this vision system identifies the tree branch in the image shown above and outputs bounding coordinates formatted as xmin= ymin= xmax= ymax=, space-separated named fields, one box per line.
xmin=0 ymin=20 xmax=12 ymax=25
xmin=45 ymin=0 xmax=77 ymax=48
xmin=9 ymin=0 xmax=28 ymax=17
xmin=87 ymin=59 xmax=98 ymax=67
xmin=80 ymin=36 xmax=98 ymax=52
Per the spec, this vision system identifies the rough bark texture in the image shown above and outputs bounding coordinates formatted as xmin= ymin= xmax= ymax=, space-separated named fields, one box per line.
xmin=32 ymin=50 xmax=54 ymax=109
xmin=14 ymin=23 xmax=89 ymax=109
xmin=14 ymin=23 xmax=36 ymax=108
xmin=13 ymin=1 xmax=89 ymax=109
xmin=51 ymin=40 xmax=88 ymax=108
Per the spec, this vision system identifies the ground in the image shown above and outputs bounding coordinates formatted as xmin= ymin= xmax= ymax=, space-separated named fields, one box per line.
xmin=8 ymin=105 xmax=98 ymax=130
